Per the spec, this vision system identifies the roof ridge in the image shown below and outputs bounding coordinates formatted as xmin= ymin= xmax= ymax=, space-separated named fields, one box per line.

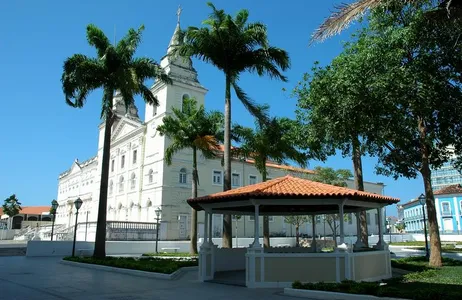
xmin=257 ymin=175 xmax=292 ymax=192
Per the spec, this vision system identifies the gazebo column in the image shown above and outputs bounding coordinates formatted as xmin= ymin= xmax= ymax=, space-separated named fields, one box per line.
xmin=199 ymin=209 xmax=215 ymax=282
xmin=339 ymin=203 xmax=345 ymax=245
xmin=247 ymin=203 xmax=264 ymax=288
xmin=354 ymin=211 xmax=366 ymax=249
xmin=311 ymin=215 xmax=317 ymax=252
xmin=374 ymin=207 xmax=385 ymax=250
xmin=252 ymin=204 xmax=261 ymax=248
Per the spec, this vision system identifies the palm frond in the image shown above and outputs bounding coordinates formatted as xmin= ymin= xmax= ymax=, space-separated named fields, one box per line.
xmin=311 ymin=0 xmax=384 ymax=43
xmin=86 ymin=24 xmax=112 ymax=58
xmin=117 ymin=25 xmax=145 ymax=60
xmin=61 ymin=54 xmax=105 ymax=108
xmin=232 ymin=80 xmax=269 ymax=124
xmin=164 ymin=141 xmax=186 ymax=165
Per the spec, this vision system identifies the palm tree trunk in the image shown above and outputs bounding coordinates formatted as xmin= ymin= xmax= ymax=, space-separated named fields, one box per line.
xmin=418 ymin=118 xmax=442 ymax=267
xmin=352 ymin=136 xmax=368 ymax=246
xmin=190 ymin=147 xmax=198 ymax=255
xmin=262 ymin=163 xmax=270 ymax=248
xmin=222 ymin=74 xmax=232 ymax=248
xmin=295 ymin=224 xmax=300 ymax=247
xmin=93 ymin=108 xmax=113 ymax=258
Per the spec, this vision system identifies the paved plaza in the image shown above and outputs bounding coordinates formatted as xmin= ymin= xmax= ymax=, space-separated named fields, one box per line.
xmin=0 ymin=256 xmax=293 ymax=300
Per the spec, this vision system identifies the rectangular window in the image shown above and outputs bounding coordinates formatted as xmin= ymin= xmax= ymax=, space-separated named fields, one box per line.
xmin=111 ymin=160 xmax=115 ymax=172
xmin=121 ymin=155 xmax=125 ymax=169
xmin=441 ymin=202 xmax=451 ymax=216
xmin=232 ymin=173 xmax=240 ymax=187
xmin=366 ymin=213 xmax=371 ymax=225
xmin=133 ymin=150 xmax=137 ymax=164
xmin=152 ymin=104 xmax=157 ymax=116
xmin=179 ymin=172 xmax=187 ymax=184
xmin=212 ymin=170 xmax=222 ymax=185
xmin=249 ymin=175 xmax=257 ymax=185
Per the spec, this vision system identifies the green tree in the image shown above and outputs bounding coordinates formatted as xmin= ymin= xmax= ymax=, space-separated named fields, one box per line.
xmin=283 ymin=216 xmax=310 ymax=247
xmin=310 ymin=3 xmax=462 ymax=267
xmin=61 ymin=24 xmax=170 ymax=258
xmin=311 ymin=0 xmax=462 ymax=42
xmin=395 ymin=223 xmax=406 ymax=233
xmin=172 ymin=3 xmax=290 ymax=248
xmin=157 ymin=97 xmax=224 ymax=255
xmin=233 ymin=106 xmax=307 ymax=248
xmin=294 ymin=42 xmax=379 ymax=246
xmin=2 ymin=194 xmax=22 ymax=230
xmin=311 ymin=167 xmax=353 ymax=246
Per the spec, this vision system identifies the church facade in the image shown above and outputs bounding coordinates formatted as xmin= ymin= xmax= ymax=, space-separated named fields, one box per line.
xmin=55 ymin=20 xmax=386 ymax=241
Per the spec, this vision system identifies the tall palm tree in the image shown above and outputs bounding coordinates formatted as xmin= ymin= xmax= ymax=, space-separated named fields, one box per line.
xmin=61 ymin=24 xmax=170 ymax=258
xmin=233 ymin=106 xmax=307 ymax=248
xmin=312 ymin=0 xmax=461 ymax=42
xmin=157 ymin=97 xmax=223 ymax=254
xmin=172 ymin=2 xmax=290 ymax=248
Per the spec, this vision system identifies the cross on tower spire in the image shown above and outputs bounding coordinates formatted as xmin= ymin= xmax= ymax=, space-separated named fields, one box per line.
xmin=176 ymin=5 xmax=182 ymax=24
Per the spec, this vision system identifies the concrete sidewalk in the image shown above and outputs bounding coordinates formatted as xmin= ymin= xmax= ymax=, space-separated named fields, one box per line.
xmin=0 ymin=256 xmax=294 ymax=300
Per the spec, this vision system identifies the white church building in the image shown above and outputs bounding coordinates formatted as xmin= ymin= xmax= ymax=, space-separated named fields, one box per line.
xmin=55 ymin=18 xmax=386 ymax=241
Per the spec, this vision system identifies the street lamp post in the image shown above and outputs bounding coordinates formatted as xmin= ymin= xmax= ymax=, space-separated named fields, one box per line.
xmin=72 ymin=198 xmax=83 ymax=257
xmin=418 ymin=193 xmax=430 ymax=259
xmin=50 ymin=199 xmax=58 ymax=241
xmin=155 ymin=207 xmax=162 ymax=253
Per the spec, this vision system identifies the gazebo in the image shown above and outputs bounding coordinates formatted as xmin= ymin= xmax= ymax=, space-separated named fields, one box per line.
xmin=187 ymin=175 xmax=399 ymax=288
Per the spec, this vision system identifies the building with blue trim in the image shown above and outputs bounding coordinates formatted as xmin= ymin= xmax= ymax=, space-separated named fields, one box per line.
xmin=402 ymin=184 xmax=462 ymax=233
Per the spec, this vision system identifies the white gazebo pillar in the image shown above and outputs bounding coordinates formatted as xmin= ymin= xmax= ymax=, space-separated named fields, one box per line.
xmin=374 ymin=207 xmax=385 ymax=250
xmin=252 ymin=205 xmax=261 ymax=248
xmin=339 ymin=203 xmax=345 ymax=245
xmin=199 ymin=209 xmax=215 ymax=282
xmin=247 ymin=203 xmax=263 ymax=288
xmin=311 ymin=215 xmax=317 ymax=252
xmin=354 ymin=211 xmax=366 ymax=249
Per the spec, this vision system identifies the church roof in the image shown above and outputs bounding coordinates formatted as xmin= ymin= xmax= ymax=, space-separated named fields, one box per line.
xmin=59 ymin=156 xmax=97 ymax=178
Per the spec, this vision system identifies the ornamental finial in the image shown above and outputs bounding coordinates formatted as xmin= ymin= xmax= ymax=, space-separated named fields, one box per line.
xmin=176 ymin=5 xmax=182 ymax=24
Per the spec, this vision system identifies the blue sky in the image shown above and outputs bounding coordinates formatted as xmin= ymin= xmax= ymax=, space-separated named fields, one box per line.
xmin=0 ymin=0 xmax=422 ymax=215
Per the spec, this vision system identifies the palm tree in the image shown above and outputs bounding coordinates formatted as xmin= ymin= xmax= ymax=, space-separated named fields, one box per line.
xmin=312 ymin=0 xmax=461 ymax=42
xmin=233 ymin=106 xmax=307 ymax=248
xmin=61 ymin=24 xmax=170 ymax=258
xmin=157 ymin=97 xmax=223 ymax=255
xmin=172 ymin=2 xmax=290 ymax=248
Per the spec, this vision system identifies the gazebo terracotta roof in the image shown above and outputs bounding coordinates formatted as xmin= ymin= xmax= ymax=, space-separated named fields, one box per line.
xmin=188 ymin=175 xmax=399 ymax=210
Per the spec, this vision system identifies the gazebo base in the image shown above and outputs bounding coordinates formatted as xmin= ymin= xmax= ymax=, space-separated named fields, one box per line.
xmin=199 ymin=244 xmax=392 ymax=289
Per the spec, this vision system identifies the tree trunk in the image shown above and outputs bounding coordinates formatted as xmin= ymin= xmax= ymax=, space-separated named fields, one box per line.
xmin=295 ymin=224 xmax=300 ymax=247
xmin=419 ymin=118 xmax=442 ymax=267
xmin=352 ymin=136 xmax=368 ymax=245
xmin=222 ymin=74 xmax=232 ymax=248
xmin=190 ymin=147 xmax=198 ymax=255
xmin=93 ymin=107 xmax=113 ymax=258
xmin=262 ymin=163 xmax=270 ymax=248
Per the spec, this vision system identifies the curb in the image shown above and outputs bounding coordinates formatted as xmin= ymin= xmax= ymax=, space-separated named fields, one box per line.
xmin=60 ymin=260 xmax=198 ymax=280
xmin=284 ymin=288 xmax=408 ymax=300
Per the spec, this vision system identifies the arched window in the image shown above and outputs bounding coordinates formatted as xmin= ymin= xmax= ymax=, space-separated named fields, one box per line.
xmin=119 ymin=176 xmax=124 ymax=192
xmin=148 ymin=169 xmax=154 ymax=184
xmin=130 ymin=173 xmax=136 ymax=190
xmin=179 ymin=168 xmax=187 ymax=184
xmin=182 ymin=94 xmax=191 ymax=113
xmin=109 ymin=180 xmax=113 ymax=195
